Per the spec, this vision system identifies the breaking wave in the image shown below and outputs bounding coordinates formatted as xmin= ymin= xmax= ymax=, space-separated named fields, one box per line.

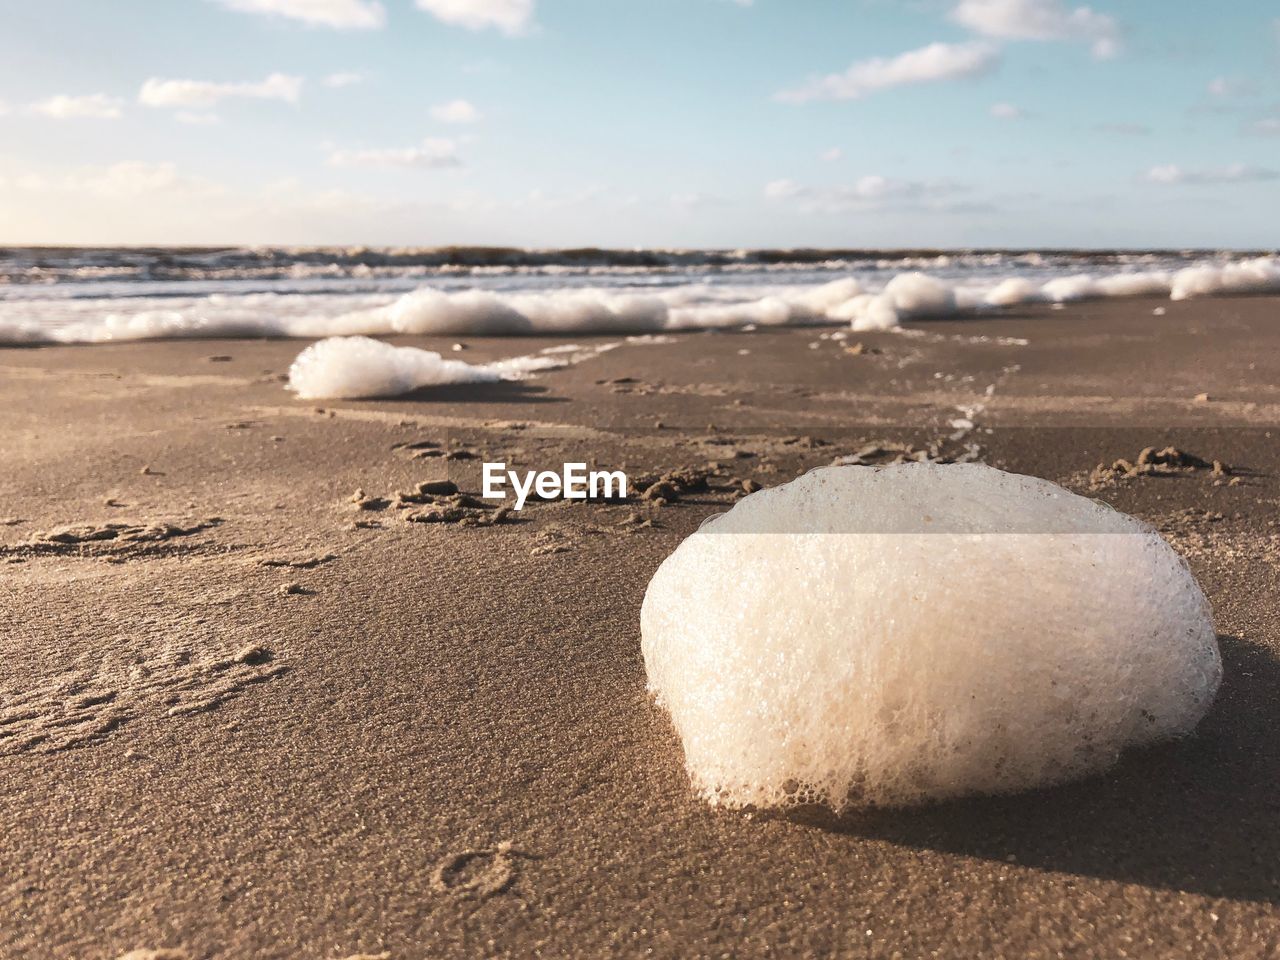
xmin=2 ymin=250 xmax=1277 ymax=345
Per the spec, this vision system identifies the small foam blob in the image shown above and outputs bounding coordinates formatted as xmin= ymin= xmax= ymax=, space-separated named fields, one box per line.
xmin=984 ymin=277 xmax=1040 ymax=307
xmin=641 ymin=463 xmax=1220 ymax=809
xmin=287 ymin=335 xmax=501 ymax=399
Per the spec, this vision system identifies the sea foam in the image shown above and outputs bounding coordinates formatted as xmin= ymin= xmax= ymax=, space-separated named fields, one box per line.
xmin=4 ymin=255 xmax=1278 ymax=344
xmin=287 ymin=336 xmax=503 ymax=399
xmin=296 ymin=256 xmax=1280 ymax=338
xmin=641 ymin=463 xmax=1221 ymax=809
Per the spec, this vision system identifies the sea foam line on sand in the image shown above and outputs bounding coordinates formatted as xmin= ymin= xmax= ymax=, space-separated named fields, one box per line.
xmin=285 ymin=336 xmax=647 ymax=400
xmin=2 ymin=256 xmax=1278 ymax=345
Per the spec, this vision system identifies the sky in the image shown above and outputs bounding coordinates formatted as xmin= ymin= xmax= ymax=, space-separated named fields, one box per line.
xmin=0 ymin=0 xmax=1277 ymax=249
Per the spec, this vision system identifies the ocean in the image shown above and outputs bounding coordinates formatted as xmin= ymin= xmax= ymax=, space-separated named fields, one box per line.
xmin=2 ymin=246 xmax=1277 ymax=344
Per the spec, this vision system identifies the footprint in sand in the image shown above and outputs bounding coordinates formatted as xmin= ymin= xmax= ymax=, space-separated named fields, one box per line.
xmin=1 ymin=519 xmax=223 ymax=562
xmin=431 ymin=842 xmax=537 ymax=899
xmin=0 ymin=644 xmax=285 ymax=756
xmin=391 ymin=438 xmax=444 ymax=460
xmin=259 ymin=552 xmax=337 ymax=570
xmin=530 ymin=526 xmax=576 ymax=556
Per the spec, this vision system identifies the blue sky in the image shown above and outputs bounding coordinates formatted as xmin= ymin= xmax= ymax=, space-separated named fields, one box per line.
xmin=0 ymin=0 xmax=1277 ymax=248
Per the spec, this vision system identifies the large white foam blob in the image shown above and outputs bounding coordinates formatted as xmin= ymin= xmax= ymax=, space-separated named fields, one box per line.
xmin=641 ymin=463 xmax=1221 ymax=810
xmin=881 ymin=271 xmax=956 ymax=316
xmin=1171 ymin=257 xmax=1280 ymax=301
xmin=287 ymin=335 xmax=501 ymax=399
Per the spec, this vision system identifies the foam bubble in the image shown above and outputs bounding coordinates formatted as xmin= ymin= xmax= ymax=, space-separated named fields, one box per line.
xmin=829 ymin=293 xmax=900 ymax=331
xmin=371 ymin=281 xmax=880 ymax=335
xmin=287 ymin=336 xmax=502 ymax=399
xmin=641 ymin=463 xmax=1220 ymax=809
xmin=1171 ymin=256 xmax=1280 ymax=301
xmin=382 ymin=288 xmax=670 ymax=335
xmin=984 ymin=277 xmax=1040 ymax=307
xmin=1096 ymin=271 xmax=1174 ymax=298
xmin=882 ymin=271 xmax=956 ymax=316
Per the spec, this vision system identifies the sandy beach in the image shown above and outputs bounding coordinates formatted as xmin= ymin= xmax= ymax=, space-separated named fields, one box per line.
xmin=2 ymin=296 xmax=1278 ymax=958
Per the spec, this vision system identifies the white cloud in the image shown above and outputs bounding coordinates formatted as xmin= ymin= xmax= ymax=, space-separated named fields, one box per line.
xmin=27 ymin=93 xmax=124 ymax=120
xmin=764 ymin=175 xmax=969 ymax=212
xmin=820 ymin=147 xmax=843 ymax=162
xmin=13 ymin=162 xmax=224 ymax=199
xmin=430 ymin=98 xmax=481 ymax=123
xmin=1206 ymin=76 xmax=1255 ymax=98
xmin=989 ymin=101 xmax=1024 ymax=119
xmin=0 ymin=161 xmax=430 ymax=245
xmin=776 ymin=42 xmax=999 ymax=103
xmin=328 ymin=137 xmax=461 ymax=168
xmin=414 ymin=0 xmax=533 ymax=34
xmin=139 ymin=73 xmax=303 ymax=109
xmin=1142 ymin=165 xmax=1181 ymax=184
xmin=515 ymin=185 xmax=644 ymax=212
xmin=849 ymin=175 xmax=955 ymax=201
xmin=1143 ymin=163 xmax=1279 ymax=185
xmin=670 ymin=191 xmax=725 ymax=210
xmin=952 ymin=0 xmax=1121 ymax=59
xmin=1248 ymin=118 xmax=1280 ymax=136
xmin=764 ymin=178 xmax=803 ymax=200
xmin=323 ymin=71 xmax=365 ymax=88
xmin=215 ymin=0 xmax=385 ymax=29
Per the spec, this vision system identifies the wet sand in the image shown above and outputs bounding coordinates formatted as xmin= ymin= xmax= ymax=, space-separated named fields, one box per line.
xmin=2 ymin=296 xmax=1280 ymax=958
